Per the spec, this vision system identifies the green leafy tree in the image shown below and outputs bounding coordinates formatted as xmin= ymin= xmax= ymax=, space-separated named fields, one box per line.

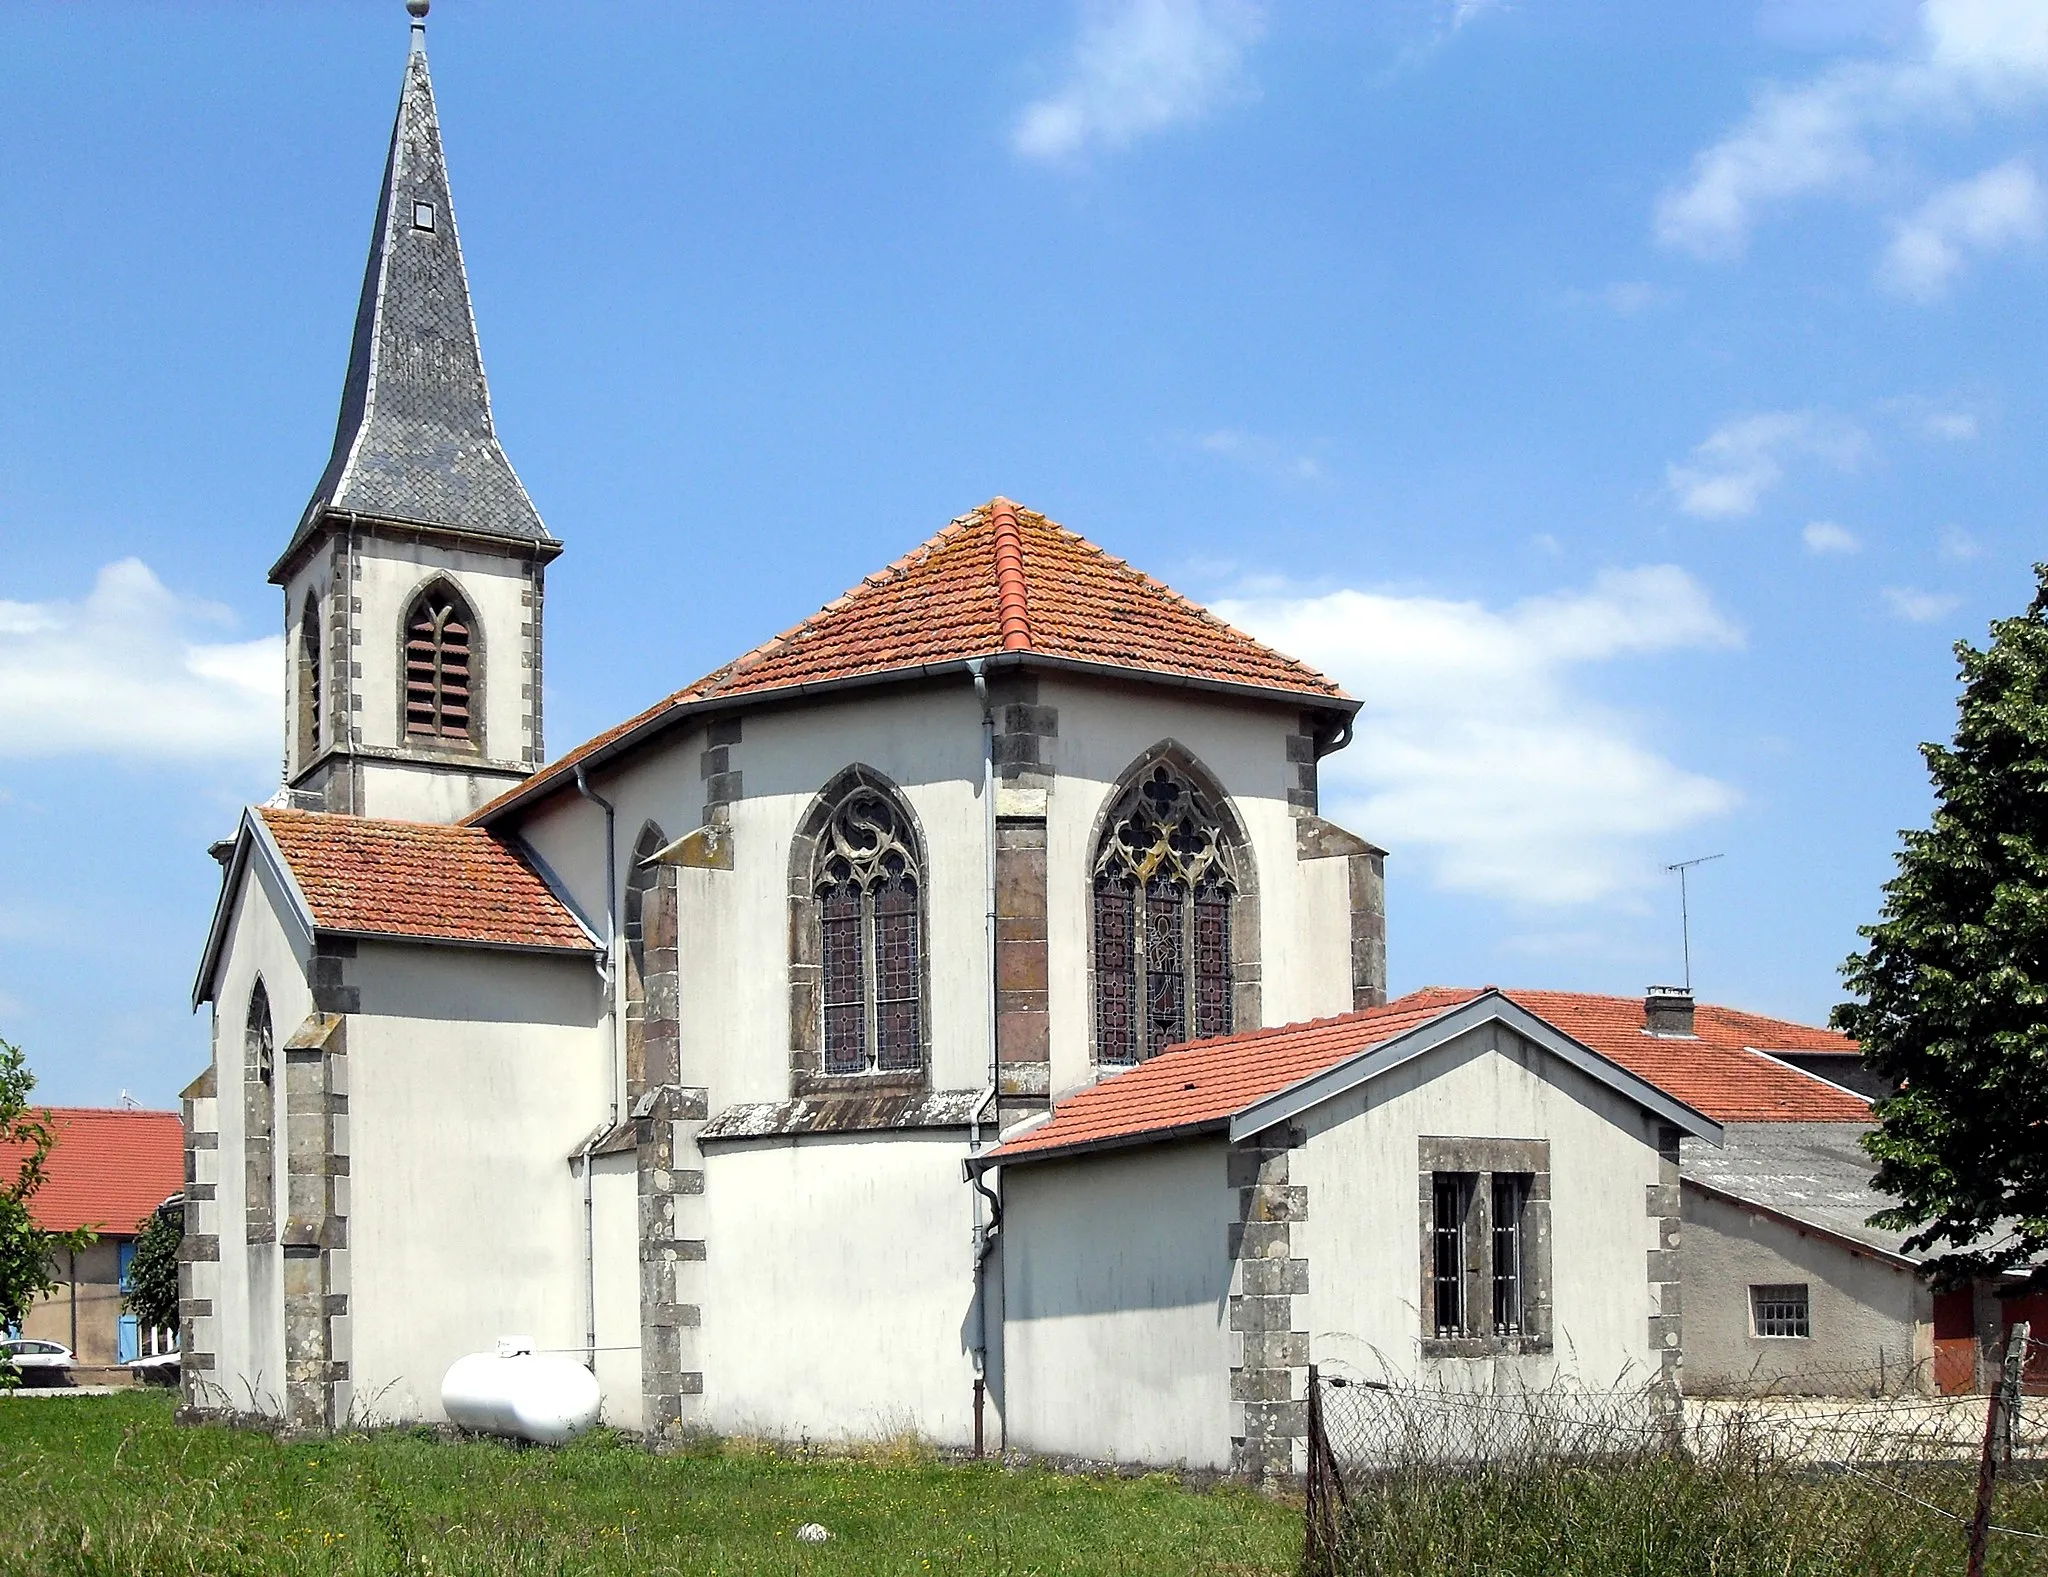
xmin=123 ymin=1196 xmax=182 ymax=1340
xmin=0 ymin=1037 xmax=96 ymax=1385
xmin=1836 ymin=565 xmax=2048 ymax=1287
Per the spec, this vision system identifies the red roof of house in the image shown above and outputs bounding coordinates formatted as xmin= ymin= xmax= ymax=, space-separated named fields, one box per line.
xmin=259 ymin=808 xmax=591 ymax=952
xmin=987 ymin=988 xmax=1869 ymax=1167
xmin=474 ymin=499 xmax=1346 ymax=824
xmin=0 ymin=1107 xmax=183 ymax=1236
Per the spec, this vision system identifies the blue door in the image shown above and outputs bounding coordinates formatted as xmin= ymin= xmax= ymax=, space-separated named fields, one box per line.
xmin=116 ymin=1242 xmax=139 ymax=1362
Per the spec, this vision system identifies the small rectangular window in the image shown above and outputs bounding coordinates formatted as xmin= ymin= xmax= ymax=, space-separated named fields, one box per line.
xmin=1491 ymin=1174 xmax=1529 ymax=1335
xmin=412 ymin=200 xmax=436 ymax=232
xmin=1432 ymin=1174 xmax=1473 ymax=1337
xmin=1752 ymin=1284 xmax=1811 ymax=1338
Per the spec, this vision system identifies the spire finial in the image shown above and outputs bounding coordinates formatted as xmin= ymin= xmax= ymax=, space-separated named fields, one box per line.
xmin=407 ymin=0 xmax=429 ymax=48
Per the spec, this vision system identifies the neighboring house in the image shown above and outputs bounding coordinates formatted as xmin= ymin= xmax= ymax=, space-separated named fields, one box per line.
xmin=1683 ymin=1120 xmax=2048 ymax=1397
xmin=1 ymin=1107 xmax=183 ymax=1372
xmin=184 ymin=11 xmax=1384 ymax=1448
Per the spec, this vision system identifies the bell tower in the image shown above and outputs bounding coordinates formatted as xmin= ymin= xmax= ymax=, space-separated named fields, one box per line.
xmin=272 ymin=0 xmax=559 ymax=822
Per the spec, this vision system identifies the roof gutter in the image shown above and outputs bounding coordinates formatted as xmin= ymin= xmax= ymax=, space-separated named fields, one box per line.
xmin=966 ymin=1117 xmax=1232 ymax=1177
xmin=473 ymin=652 xmax=1359 ymax=830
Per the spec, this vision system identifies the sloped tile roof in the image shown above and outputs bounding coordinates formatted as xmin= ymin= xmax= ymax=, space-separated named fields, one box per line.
xmin=472 ymin=499 xmax=1346 ymax=825
xmin=0 ymin=1108 xmax=183 ymax=1236
xmin=986 ymin=988 xmax=1869 ymax=1167
xmin=259 ymin=808 xmax=590 ymax=952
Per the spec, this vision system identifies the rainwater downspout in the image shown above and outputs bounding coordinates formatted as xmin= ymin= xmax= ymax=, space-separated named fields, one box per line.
xmin=966 ymin=659 xmax=999 ymax=1444
xmin=572 ymin=763 xmax=620 ymax=1374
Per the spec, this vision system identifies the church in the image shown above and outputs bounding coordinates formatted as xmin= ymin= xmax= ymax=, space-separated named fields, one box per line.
xmin=183 ymin=8 xmax=1725 ymax=1477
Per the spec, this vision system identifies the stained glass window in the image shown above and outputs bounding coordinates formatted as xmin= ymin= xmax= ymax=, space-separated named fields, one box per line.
xmin=1092 ymin=762 xmax=1238 ymax=1063
xmin=812 ymin=786 xmax=923 ymax=1075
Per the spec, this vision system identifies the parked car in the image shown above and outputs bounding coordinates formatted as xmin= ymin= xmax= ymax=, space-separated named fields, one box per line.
xmin=126 ymin=1348 xmax=180 ymax=1386
xmin=1 ymin=1338 xmax=75 ymax=1381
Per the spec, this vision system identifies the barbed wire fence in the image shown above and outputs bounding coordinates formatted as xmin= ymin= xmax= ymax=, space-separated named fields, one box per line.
xmin=1302 ymin=1323 xmax=2044 ymax=1577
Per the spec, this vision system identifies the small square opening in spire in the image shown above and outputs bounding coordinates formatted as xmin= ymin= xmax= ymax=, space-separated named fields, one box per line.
xmin=411 ymin=201 xmax=436 ymax=233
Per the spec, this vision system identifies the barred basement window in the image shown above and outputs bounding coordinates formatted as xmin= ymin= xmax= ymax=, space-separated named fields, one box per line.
xmin=403 ymin=583 xmax=478 ymax=746
xmin=1093 ymin=762 xmax=1239 ymax=1063
xmin=1433 ymin=1174 xmax=1473 ymax=1338
xmin=815 ymin=788 xmax=923 ymax=1075
xmin=297 ymin=594 xmax=322 ymax=767
xmin=1751 ymin=1284 xmax=1811 ymax=1339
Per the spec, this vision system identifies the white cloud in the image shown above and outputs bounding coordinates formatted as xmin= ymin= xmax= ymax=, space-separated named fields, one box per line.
xmin=1804 ymin=519 xmax=1862 ymax=553
xmin=1939 ymin=522 xmax=1984 ymax=558
xmin=0 ymin=560 xmax=279 ymax=763
xmin=1013 ymin=0 xmax=1265 ymax=162
xmin=1198 ymin=427 xmax=1322 ymax=481
xmin=1655 ymin=1 xmax=2048 ymax=262
xmin=1924 ymin=409 xmax=1980 ymax=439
xmin=1880 ymin=158 xmax=2046 ymax=297
xmin=1884 ymin=585 xmax=1962 ymax=621
xmin=1666 ymin=410 xmax=1871 ymax=519
xmin=1215 ymin=566 xmax=1742 ymax=907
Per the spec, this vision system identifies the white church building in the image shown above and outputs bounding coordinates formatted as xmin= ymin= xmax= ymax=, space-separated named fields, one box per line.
xmin=183 ymin=10 xmax=1719 ymax=1478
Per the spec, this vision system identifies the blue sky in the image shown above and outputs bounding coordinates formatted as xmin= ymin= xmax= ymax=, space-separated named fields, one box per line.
xmin=3 ymin=0 xmax=2042 ymax=1108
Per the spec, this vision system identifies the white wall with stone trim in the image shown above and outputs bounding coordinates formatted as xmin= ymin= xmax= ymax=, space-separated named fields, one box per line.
xmin=201 ymin=853 xmax=316 ymax=1419
xmin=1001 ymin=1140 xmax=1236 ymax=1469
xmin=1679 ymin=1185 xmax=1931 ymax=1395
xmin=1296 ymin=1023 xmax=1667 ymax=1390
xmin=339 ymin=942 xmax=609 ymax=1424
xmin=590 ymin=1153 xmax=644 ymax=1429
xmin=700 ymin=1131 xmax=985 ymax=1446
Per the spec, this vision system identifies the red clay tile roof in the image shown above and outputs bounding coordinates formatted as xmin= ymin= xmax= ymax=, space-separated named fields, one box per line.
xmin=259 ymin=808 xmax=591 ymax=952
xmin=472 ymin=499 xmax=1347 ymax=825
xmin=987 ymin=988 xmax=1869 ymax=1167
xmin=0 ymin=1107 xmax=183 ymax=1236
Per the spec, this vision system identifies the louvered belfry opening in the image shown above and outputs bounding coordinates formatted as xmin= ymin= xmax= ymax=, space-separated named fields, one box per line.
xmin=403 ymin=584 xmax=477 ymax=745
xmin=296 ymin=594 xmax=322 ymax=767
xmin=1093 ymin=762 xmax=1238 ymax=1064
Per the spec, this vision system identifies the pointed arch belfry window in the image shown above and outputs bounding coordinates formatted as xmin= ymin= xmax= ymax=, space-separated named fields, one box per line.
xmin=403 ymin=582 xmax=478 ymax=746
xmin=297 ymin=594 xmax=322 ymax=768
xmin=1093 ymin=756 xmax=1249 ymax=1064
xmin=790 ymin=769 xmax=929 ymax=1084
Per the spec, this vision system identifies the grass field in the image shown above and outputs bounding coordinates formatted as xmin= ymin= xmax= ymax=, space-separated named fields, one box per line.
xmin=0 ymin=1390 xmax=1295 ymax=1576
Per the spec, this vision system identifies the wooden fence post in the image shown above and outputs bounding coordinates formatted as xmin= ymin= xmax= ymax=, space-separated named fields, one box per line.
xmin=1966 ymin=1318 xmax=2030 ymax=1577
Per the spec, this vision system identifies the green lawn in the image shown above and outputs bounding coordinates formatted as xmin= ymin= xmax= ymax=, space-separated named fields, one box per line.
xmin=0 ymin=1390 xmax=1296 ymax=1577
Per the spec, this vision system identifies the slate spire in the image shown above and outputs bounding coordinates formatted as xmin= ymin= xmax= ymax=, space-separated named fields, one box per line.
xmin=279 ymin=7 xmax=549 ymax=574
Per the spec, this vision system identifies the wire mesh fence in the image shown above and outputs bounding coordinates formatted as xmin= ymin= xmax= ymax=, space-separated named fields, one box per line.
xmin=1303 ymin=1331 xmax=2048 ymax=1577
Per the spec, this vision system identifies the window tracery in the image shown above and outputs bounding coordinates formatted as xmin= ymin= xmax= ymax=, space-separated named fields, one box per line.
xmin=814 ymin=788 xmax=923 ymax=1075
xmin=1093 ymin=762 xmax=1238 ymax=1063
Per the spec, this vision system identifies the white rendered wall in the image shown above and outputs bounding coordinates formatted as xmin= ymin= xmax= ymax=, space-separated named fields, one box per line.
xmin=591 ymin=1153 xmax=644 ymax=1429
xmin=701 ymin=1132 xmax=985 ymax=1445
xmin=202 ymin=853 xmax=316 ymax=1419
xmin=1001 ymin=1140 xmax=1236 ymax=1469
xmin=340 ymin=942 xmax=610 ymax=1424
xmin=1680 ymin=1186 xmax=1930 ymax=1395
xmin=1296 ymin=1024 xmax=1667 ymax=1390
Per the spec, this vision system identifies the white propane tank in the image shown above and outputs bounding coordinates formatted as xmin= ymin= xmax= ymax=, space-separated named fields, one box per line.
xmin=441 ymin=1337 xmax=601 ymax=1445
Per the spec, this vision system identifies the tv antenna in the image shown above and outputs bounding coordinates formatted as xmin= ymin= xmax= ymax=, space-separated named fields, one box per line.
xmin=1665 ymin=854 xmax=1724 ymax=992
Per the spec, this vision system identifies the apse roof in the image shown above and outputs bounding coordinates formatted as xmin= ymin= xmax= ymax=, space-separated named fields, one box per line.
xmin=472 ymin=498 xmax=1351 ymax=825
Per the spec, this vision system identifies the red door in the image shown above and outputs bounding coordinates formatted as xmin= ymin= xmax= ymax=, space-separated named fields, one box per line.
xmin=1933 ymin=1290 xmax=1977 ymax=1394
xmin=2002 ymin=1292 xmax=2048 ymax=1395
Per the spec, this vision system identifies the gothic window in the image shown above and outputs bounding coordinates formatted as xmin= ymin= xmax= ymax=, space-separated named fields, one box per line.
xmin=296 ymin=594 xmax=322 ymax=767
xmin=403 ymin=582 xmax=478 ymax=746
xmin=1093 ymin=761 xmax=1241 ymax=1063
xmin=811 ymin=785 xmax=924 ymax=1076
xmin=243 ymin=977 xmax=275 ymax=1243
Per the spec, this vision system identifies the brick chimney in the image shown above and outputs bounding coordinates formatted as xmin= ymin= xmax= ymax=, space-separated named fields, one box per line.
xmin=1644 ymin=985 xmax=1695 ymax=1037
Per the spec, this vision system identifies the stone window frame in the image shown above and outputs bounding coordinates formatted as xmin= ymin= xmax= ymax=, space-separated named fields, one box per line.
xmin=243 ymin=976 xmax=276 ymax=1245
xmin=787 ymin=765 xmax=933 ymax=1095
xmin=395 ymin=573 xmax=486 ymax=756
xmin=622 ymin=819 xmax=669 ymax=1095
xmin=296 ymin=591 xmax=322 ymax=770
xmin=1417 ymin=1136 xmax=1552 ymax=1358
xmin=1085 ymin=741 xmax=1260 ymax=1069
